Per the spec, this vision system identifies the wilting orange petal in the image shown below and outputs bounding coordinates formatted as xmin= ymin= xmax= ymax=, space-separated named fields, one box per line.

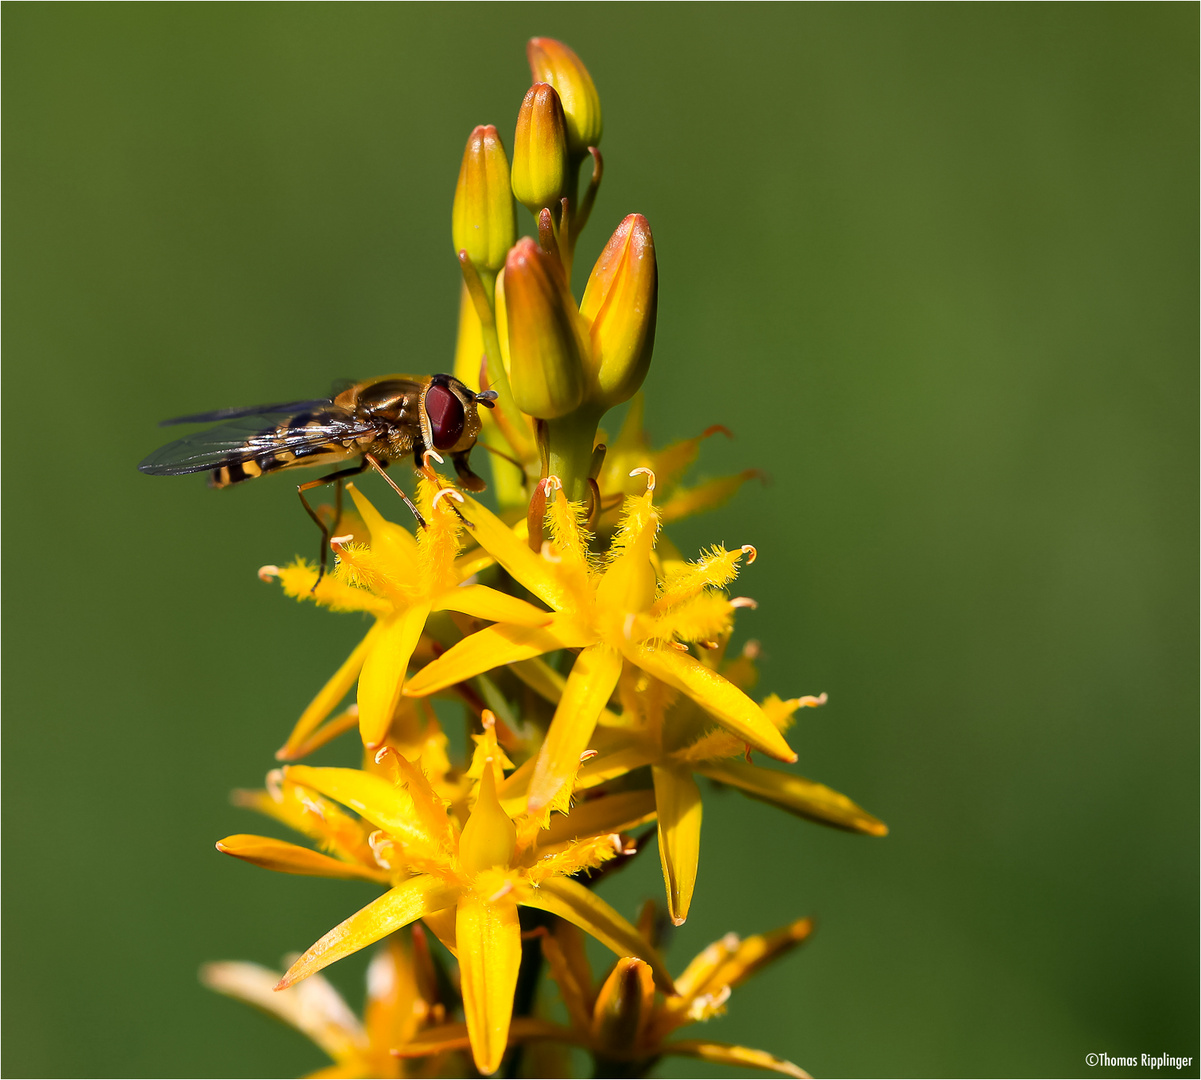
xmin=201 ymin=961 xmax=366 ymax=1063
xmin=527 ymin=643 xmax=623 ymax=813
xmin=215 ymin=835 xmax=389 ymax=884
xmin=457 ymin=891 xmax=522 ymax=1075
xmin=695 ymin=761 xmax=887 ymax=835
xmin=280 ymin=876 xmax=460 ymax=989
xmin=651 ymin=765 xmax=703 ymax=925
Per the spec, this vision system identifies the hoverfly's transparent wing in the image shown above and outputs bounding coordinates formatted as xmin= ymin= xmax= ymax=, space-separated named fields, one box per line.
xmin=138 ymin=407 xmax=375 ymax=476
xmin=158 ymin=399 xmax=335 ymax=427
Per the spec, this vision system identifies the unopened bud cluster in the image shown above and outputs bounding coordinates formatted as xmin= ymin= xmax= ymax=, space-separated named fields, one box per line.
xmin=450 ymin=37 xmax=657 ymax=503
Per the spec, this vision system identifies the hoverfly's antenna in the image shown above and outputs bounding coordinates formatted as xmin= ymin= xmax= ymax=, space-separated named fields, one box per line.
xmin=475 ymin=390 xmax=499 ymax=409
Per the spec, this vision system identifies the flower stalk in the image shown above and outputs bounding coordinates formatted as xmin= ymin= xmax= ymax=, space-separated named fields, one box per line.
xmin=191 ymin=34 xmax=884 ymax=1080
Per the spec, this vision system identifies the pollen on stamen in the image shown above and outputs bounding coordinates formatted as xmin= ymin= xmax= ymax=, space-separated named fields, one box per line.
xmin=423 ymin=449 xmax=445 ymax=467
xmin=432 ymin=487 xmax=464 ymax=509
xmin=796 ymin=692 xmax=829 ymax=708
xmin=740 ymin=544 xmax=757 ymax=564
xmin=265 ymin=769 xmax=285 ymax=802
xmin=540 ymin=541 xmax=562 ymax=564
xmin=742 ymin=639 xmax=761 ymax=660
xmin=329 ymin=534 xmax=354 ymax=547
xmin=579 ymin=749 xmax=599 ymax=763
xmin=540 ymin=475 xmax=563 ymax=495
xmin=731 ymin=596 xmax=758 ymax=610
xmin=629 ymin=466 xmax=656 ymax=492
xmin=257 ymin=564 xmax=280 ymax=582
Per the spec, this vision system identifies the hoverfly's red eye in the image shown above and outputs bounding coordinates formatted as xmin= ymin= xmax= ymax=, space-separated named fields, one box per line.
xmin=426 ymin=382 xmax=466 ymax=450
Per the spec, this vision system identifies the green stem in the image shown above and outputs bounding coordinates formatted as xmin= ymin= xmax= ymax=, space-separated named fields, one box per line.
xmin=543 ymin=406 xmax=602 ymax=503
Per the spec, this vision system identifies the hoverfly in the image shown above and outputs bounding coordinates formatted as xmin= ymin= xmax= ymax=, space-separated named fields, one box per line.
xmin=139 ymin=374 xmax=498 ymax=578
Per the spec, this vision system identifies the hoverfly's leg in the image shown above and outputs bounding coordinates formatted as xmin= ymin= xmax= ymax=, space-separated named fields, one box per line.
xmin=297 ymin=459 xmax=371 ymax=590
xmin=451 ymin=450 xmax=490 ymax=493
xmin=363 ymin=453 xmax=427 ymax=530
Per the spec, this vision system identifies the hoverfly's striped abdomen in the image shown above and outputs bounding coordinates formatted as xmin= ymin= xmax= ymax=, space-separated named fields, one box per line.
xmin=208 ymin=410 xmax=374 ymax=488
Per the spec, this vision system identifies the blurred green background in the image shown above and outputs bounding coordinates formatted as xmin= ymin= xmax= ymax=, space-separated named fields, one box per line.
xmin=4 ymin=5 xmax=1196 ymax=1078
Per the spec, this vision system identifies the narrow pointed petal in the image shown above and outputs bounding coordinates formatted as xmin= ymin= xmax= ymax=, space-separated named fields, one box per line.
xmin=538 ymin=789 xmax=656 ymax=850
xmin=284 ymin=708 xmax=361 ymax=761
xmin=457 ymin=891 xmax=522 ymax=1075
xmin=280 ymin=877 xmax=460 ymax=989
xmin=347 ymin=485 xmax=420 ymax=574
xmin=358 ymin=605 xmax=429 ymax=748
xmin=528 ymin=644 xmax=623 ymax=813
xmin=433 ymin=583 xmax=550 ymax=627
xmin=695 ymin=761 xmax=887 ymax=835
xmin=201 ymin=961 xmax=366 ymax=1062
xmin=704 ymin=916 xmax=815 ymax=996
xmin=364 ymin=936 xmax=424 ymax=1054
xmin=509 ymin=656 xmax=623 ymax=726
xmin=664 ymin=1040 xmax=811 ymax=1079
xmin=522 ymin=877 xmax=675 ymax=994
xmin=284 ymin=766 xmax=425 ymax=846
xmin=459 ymin=493 xmax=573 ymax=610
xmin=279 ymin=624 xmax=382 ymax=760
xmin=215 ymin=835 xmax=390 ymax=884
xmin=625 ymin=644 xmax=796 ymax=762
xmin=651 ymin=765 xmax=703 ymax=925
xmin=405 ymin=618 xmax=594 ymax=697
xmin=660 ymin=470 xmax=763 ymax=523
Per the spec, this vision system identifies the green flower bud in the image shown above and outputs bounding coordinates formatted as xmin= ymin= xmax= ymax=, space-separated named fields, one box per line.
xmin=580 ymin=214 xmax=658 ymax=408
xmin=452 ymin=124 xmax=517 ymax=273
xmin=496 ymin=238 xmax=588 ymax=419
xmin=527 ymin=37 xmax=603 ymax=157
xmin=511 ymin=83 xmax=569 ymax=217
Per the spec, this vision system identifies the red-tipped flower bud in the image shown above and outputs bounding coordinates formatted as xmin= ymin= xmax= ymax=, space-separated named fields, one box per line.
xmin=579 ymin=214 xmax=658 ymax=408
xmin=527 ymin=37 xmax=603 ymax=157
xmin=452 ymin=125 xmax=517 ymax=273
xmin=511 ymin=83 xmax=569 ymax=217
xmin=496 ymin=238 xmax=588 ymax=419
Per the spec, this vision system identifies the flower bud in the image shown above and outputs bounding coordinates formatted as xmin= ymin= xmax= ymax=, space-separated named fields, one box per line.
xmin=452 ymin=124 xmax=517 ymax=273
xmin=579 ymin=214 xmax=658 ymax=408
xmin=496 ymin=238 xmax=588 ymax=419
xmin=527 ymin=37 xmax=603 ymax=156
xmin=510 ymin=83 xmax=569 ymax=216
xmin=590 ymin=957 xmax=653 ymax=1054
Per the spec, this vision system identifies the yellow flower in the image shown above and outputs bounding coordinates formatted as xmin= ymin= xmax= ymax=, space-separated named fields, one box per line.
xmin=202 ymin=933 xmax=455 ymax=1079
xmin=395 ymin=909 xmax=816 ymax=1079
xmin=261 ymin=719 xmax=671 ymax=1077
xmin=266 ymin=476 xmax=549 ymax=756
xmin=501 ymin=642 xmax=886 ymax=925
xmin=404 ymin=472 xmax=796 ymax=814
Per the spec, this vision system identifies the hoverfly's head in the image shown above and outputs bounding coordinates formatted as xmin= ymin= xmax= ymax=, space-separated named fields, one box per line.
xmin=422 ymin=375 xmax=491 ymax=454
